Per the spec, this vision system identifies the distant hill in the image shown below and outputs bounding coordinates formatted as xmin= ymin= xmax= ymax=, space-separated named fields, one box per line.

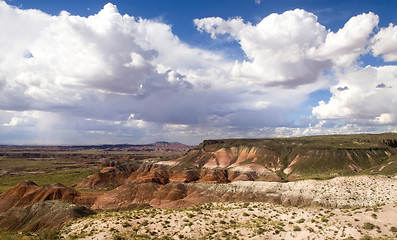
xmin=0 ymin=141 xmax=194 ymax=153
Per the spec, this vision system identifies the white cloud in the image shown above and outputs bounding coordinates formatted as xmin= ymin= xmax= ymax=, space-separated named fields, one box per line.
xmin=310 ymin=12 xmax=379 ymax=67
xmin=195 ymin=9 xmax=330 ymax=88
xmin=4 ymin=117 xmax=29 ymax=127
xmin=273 ymin=121 xmax=380 ymax=138
xmin=313 ymin=65 xmax=397 ymax=125
xmin=372 ymin=23 xmax=397 ymax=62
xmin=0 ymin=2 xmax=396 ymax=144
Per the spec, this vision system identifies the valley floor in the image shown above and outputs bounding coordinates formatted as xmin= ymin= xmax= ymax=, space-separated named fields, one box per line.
xmin=62 ymin=201 xmax=397 ymax=240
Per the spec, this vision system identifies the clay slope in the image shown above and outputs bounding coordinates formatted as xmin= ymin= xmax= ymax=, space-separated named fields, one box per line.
xmin=173 ymin=133 xmax=397 ymax=180
xmin=0 ymin=200 xmax=93 ymax=232
xmin=0 ymin=180 xmax=80 ymax=212
xmin=0 ymin=180 xmax=101 ymax=212
xmin=91 ymin=181 xmax=309 ymax=210
xmin=78 ymin=164 xmax=139 ymax=189
xmin=92 ymin=175 xmax=397 ymax=210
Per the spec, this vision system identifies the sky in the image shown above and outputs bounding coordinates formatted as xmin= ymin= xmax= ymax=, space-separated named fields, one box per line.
xmin=1 ymin=0 xmax=397 ymax=145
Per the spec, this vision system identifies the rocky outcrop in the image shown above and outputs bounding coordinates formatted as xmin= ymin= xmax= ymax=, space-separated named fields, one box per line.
xmin=0 ymin=200 xmax=93 ymax=232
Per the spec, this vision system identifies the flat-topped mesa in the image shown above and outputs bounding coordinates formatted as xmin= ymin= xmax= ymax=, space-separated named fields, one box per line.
xmin=173 ymin=133 xmax=397 ymax=181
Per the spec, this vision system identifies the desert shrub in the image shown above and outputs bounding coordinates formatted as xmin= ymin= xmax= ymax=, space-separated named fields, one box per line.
xmin=113 ymin=235 xmax=126 ymax=240
xmin=293 ymin=226 xmax=301 ymax=231
xmin=321 ymin=216 xmax=329 ymax=223
xmin=122 ymin=222 xmax=131 ymax=227
xmin=390 ymin=226 xmax=397 ymax=233
xmin=257 ymin=227 xmax=266 ymax=234
xmin=37 ymin=230 xmax=60 ymax=240
xmin=363 ymin=222 xmax=375 ymax=230
xmin=359 ymin=235 xmax=373 ymax=240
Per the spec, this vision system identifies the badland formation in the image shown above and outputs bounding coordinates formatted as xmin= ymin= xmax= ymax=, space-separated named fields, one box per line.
xmin=1 ymin=133 xmax=397 ymax=239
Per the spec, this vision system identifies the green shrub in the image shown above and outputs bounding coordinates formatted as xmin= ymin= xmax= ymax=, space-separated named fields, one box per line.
xmin=363 ymin=222 xmax=375 ymax=230
xmin=293 ymin=226 xmax=301 ymax=231
xmin=296 ymin=218 xmax=305 ymax=223
xmin=113 ymin=235 xmax=126 ymax=240
xmin=359 ymin=235 xmax=373 ymax=240
xmin=122 ymin=222 xmax=131 ymax=227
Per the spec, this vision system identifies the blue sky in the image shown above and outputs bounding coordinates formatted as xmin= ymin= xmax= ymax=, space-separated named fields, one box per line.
xmin=1 ymin=0 xmax=397 ymax=144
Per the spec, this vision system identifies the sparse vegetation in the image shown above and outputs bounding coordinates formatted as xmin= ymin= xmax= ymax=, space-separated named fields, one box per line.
xmin=58 ymin=201 xmax=397 ymax=240
xmin=363 ymin=222 xmax=376 ymax=230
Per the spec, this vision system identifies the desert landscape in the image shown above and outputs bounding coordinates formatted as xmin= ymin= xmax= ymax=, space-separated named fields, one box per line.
xmin=0 ymin=133 xmax=397 ymax=239
xmin=2 ymin=1 xmax=397 ymax=239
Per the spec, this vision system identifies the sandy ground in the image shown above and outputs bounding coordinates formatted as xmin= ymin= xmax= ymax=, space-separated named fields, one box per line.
xmin=229 ymin=175 xmax=397 ymax=207
xmin=62 ymin=201 xmax=397 ymax=239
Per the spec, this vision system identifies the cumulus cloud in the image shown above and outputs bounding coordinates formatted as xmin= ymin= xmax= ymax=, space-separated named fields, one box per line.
xmin=312 ymin=66 xmax=397 ymax=126
xmin=195 ymin=9 xmax=330 ymax=88
xmin=310 ymin=12 xmax=379 ymax=67
xmin=372 ymin=23 xmax=397 ymax=62
xmin=272 ymin=121 xmax=380 ymax=138
xmin=0 ymin=1 xmax=396 ymax=144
